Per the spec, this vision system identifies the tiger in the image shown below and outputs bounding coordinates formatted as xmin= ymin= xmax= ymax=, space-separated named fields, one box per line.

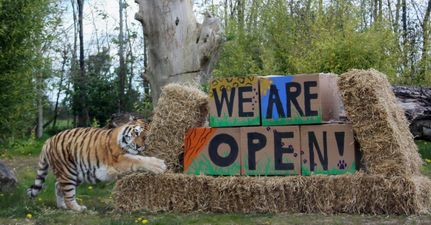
xmin=27 ymin=121 xmax=166 ymax=211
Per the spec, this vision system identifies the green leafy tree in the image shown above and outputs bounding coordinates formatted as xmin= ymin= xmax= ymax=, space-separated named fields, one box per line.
xmin=84 ymin=49 xmax=118 ymax=126
xmin=212 ymin=0 xmax=404 ymax=84
xmin=0 ymin=0 xmax=53 ymax=143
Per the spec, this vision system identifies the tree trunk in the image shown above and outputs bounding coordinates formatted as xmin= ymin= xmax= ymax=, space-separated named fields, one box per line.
xmin=378 ymin=0 xmax=382 ymax=22
xmin=118 ymin=0 xmax=126 ymax=112
xmin=373 ymin=0 xmax=377 ymax=23
xmin=135 ymin=0 xmax=223 ymax=103
xmin=237 ymin=0 xmax=244 ymax=33
xmin=36 ymin=90 xmax=43 ymax=138
xmin=393 ymin=86 xmax=431 ymax=141
xmin=402 ymin=0 xmax=407 ymax=42
xmin=70 ymin=0 xmax=78 ymax=127
xmin=77 ymin=0 xmax=89 ymax=127
xmin=401 ymin=0 xmax=409 ymax=80
xmin=395 ymin=0 xmax=400 ymax=32
xmin=401 ymin=0 xmax=407 ymax=41
xmin=52 ymin=49 xmax=68 ymax=129
xmin=420 ymin=0 xmax=431 ymax=79
xmin=125 ymin=5 xmax=134 ymax=93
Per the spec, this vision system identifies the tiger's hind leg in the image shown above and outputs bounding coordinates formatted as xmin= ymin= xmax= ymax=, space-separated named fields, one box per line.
xmin=55 ymin=181 xmax=67 ymax=209
xmin=59 ymin=181 xmax=87 ymax=211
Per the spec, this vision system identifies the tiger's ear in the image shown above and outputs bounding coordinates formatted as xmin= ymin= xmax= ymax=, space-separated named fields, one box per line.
xmin=136 ymin=119 xmax=150 ymax=131
xmin=135 ymin=119 xmax=147 ymax=125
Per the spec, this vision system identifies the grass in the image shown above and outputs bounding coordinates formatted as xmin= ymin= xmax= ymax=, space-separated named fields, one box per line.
xmin=1 ymin=132 xmax=431 ymax=224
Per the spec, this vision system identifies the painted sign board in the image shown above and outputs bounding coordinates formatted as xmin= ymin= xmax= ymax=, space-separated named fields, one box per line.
xmin=240 ymin=126 xmax=301 ymax=175
xmin=184 ymin=127 xmax=241 ymax=175
xmin=259 ymin=74 xmax=341 ymax=126
xmin=209 ymin=76 xmax=260 ymax=127
xmin=300 ymin=124 xmax=357 ymax=175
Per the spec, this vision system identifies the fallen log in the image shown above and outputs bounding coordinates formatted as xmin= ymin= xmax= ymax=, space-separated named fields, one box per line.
xmin=392 ymin=86 xmax=431 ymax=141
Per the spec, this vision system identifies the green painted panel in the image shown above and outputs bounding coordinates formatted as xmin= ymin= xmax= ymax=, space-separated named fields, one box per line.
xmin=301 ymin=162 xmax=357 ymax=176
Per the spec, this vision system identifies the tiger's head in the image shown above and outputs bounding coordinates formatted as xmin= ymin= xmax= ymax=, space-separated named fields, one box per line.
xmin=117 ymin=120 xmax=149 ymax=155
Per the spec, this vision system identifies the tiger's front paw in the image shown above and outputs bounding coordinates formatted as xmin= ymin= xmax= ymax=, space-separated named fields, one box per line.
xmin=66 ymin=202 xmax=87 ymax=212
xmin=73 ymin=205 xmax=87 ymax=212
xmin=144 ymin=157 xmax=167 ymax=174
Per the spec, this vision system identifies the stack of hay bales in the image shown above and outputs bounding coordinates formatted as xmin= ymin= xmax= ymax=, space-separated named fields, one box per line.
xmin=114 ymin=70 xmax=431 ymax=214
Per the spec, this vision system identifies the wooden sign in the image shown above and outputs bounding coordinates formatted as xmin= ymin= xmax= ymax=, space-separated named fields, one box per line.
xmin=209 ymin=77 xmax=260 ymax=127
xmin=259 ymin=74 xmax=341 ymax=126
xmin=300 ymin=124 xmax=357 ymax=175
xmin=184 ymin=127 xmax=241 ymax=175
xmin=240 ymin=126 xmax=301 ymax=175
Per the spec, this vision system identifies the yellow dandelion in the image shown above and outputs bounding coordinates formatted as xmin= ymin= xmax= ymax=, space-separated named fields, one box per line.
xmin=135 ymin=220 xmax=139 ymax=223
xmin=426 ymin=159 xmax=431 ymax=163
xmin=88 ymin=186 xmax=93 ymax=190
xmin=38 ymin=197 xmax=42 ymax=202
xmin=141 ymin=219 xmax=149 ymax=224
xmin=26 ymin=213 xmax=32 ymax=219
xmin=137 ymin=217 xmax=142 ymax=221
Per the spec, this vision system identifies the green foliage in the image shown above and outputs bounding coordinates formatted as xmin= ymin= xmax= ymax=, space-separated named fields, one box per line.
xmin=213 ymin=0 xmax=401 ymax=83
xmin=0 ymin=0 xmax=53 ymax=143
xmin=68 ymin=48 xmax=144 ymax=127
xmin=134 ymin=94 xmax=153 ymax=119
xmin=417 ymin=140 xmax=431 ymax=161
xmin=91 ymin=118 xmax=100 ymax=128
xmin=84 ymin=49 xmax=118 ymax=126
xmin=45 ymin=119 xmax=73 ymax=136
xmin=0 ymin=134 xmax=47 ymax=158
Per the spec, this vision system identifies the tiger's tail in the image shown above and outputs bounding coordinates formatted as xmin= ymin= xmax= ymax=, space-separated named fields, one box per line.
xmin=27 ymin=143 xmax=50 ymax=198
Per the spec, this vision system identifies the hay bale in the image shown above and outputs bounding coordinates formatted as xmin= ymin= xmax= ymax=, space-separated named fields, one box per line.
xmin=338 ymin=69 xmax=422 ymax=176
xmin=113 ymin=173 xmax=213 ymax=212
xmin=113 ymin=173 xmax=431 ymax=214
xmin=209 ymin=176 xmax=303 ymax=213
xmin=145 ymin=83 xmax=209 ymax=172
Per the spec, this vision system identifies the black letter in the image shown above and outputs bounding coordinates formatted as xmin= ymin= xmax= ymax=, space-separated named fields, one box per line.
xmin=304 ymin=81 xmax=318 ymax=116
xmin=285 ymin=82 xmax=304 ymax=117
xmin=238 ymin=86 xmax=254 ymax=117
xmin=208 ymin=134 xmax=239 ymax=167
xmin=308 ymin=131 xmax=328 ymax=171
xmin=266 ymin=84 xmax=285 ymax=119
xmin=247 ymin=132 xmax=267 ymax=170
xmin=213 ymin=87 xmax=236 ymax=117
xmin=335 ymin=132 xmax=345 ymax=156
xmin=274 ymin=131 xmax=294 ymax=170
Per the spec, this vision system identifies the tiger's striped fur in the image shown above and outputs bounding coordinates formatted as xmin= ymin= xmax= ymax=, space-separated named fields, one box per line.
xmin=27 ymin=122 xmax=166 ymax=211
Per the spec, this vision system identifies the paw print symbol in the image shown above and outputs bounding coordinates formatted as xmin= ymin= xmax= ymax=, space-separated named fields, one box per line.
xmin=266 ymin=127 xmax=271 ymax=131
xmin=287 ymin=145 xmax=294 ymax=152
xmin=337 ymin=160 xmax=347 ymax=170
xmin=293 ymin=153 xmax=298 ymax=157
